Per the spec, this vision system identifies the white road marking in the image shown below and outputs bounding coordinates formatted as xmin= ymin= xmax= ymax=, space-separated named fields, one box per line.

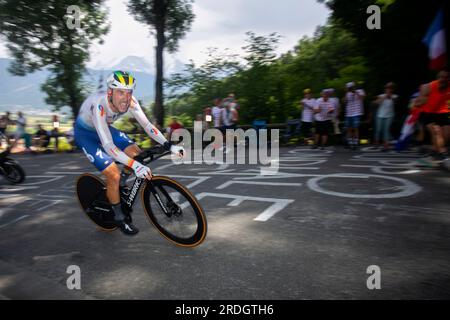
xmin=21 ymin=175 xmax=64 ymax=186
xmin=341 ymin=164 xmax=421 ymax=174
xmin=189 ymin=163 xmax=229 ymax=171
xmin=35 ymin=200 xmax=64 ymax=211
xmin=216 ymin=180 xmax=302 ymax=189
xmin=196 ymin=192 xmax=294 ymax=221
xmin=275 ymin=161 xmax=327 ymax=166
xmin=349 ymin=202 xmax=450 ymax=215
xmin=306 ymin=173 xmax=422 ymax=198
xmin=154 ymin=163 xmax=176 ymax=171
xmin=163 ymin=175 xmax=211 ymax=189
xmin=0 ymin=215 xmax=30 ymax=229
xmin=45 ymin=171 xmax=96 ymax=175
xmin=0 ymin=185 xmax=39 ymax=192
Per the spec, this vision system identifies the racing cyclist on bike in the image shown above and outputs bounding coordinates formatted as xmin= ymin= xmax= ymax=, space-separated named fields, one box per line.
xmin=74 ymin=71 xmax=184 ymax=236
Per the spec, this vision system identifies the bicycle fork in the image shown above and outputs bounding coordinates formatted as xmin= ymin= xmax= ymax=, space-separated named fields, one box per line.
xmin=148 ymin=182 xmax=182 ymax=218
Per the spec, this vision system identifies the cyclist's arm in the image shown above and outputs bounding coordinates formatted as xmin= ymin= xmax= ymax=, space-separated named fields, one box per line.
xmin=92 ymin=102 xmax=135 ymax=168
xmin=129 ymin=98 xmax=168 ymax=146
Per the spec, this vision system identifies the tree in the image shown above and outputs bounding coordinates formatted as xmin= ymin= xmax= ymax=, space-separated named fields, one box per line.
xmin=165 ymin=26 xmax=368 ymax=124
xmin=128 ymin=0 xmax=195 ymax=127
xmin=320 ymin=0 xmax=450 ymax=107
xmin=0 ymin=0 xmax=109 ymax=118
xmin=239 ymin=32 xmax=281 ymax=122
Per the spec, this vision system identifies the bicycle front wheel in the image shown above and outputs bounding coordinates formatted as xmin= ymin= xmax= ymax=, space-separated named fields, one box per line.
xmin=141 ymin=176 xmax=207 ymax=247
xmin=2 ymin=159 xmax=25 ymax=184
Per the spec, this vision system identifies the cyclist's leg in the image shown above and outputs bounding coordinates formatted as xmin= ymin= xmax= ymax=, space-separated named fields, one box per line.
xmin=74 ymin=126 xmax=122 ymax=204
xmin=102 ymin=163 xmax=121 ymax=204
xmin=75 ymin=126 xmax=139 ymax=235
xmin=108 ymin=126 xmax=143 ymax=184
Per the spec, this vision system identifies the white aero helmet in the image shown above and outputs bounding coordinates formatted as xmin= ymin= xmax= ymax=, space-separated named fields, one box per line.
xmin=107 ymin=71 xmax=136 ymax=91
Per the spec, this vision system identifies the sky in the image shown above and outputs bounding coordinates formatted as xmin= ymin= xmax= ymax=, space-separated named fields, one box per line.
xmin=0 ymin=0 xmax=330 ymax=72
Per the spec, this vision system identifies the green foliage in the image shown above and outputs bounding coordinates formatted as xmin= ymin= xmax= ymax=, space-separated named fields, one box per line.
xmin=0 ymin=0 xmax=109 ymax=117
xmin=321 ymin=0 xmax=450 ymax=110
xmin=127 ymin=0 xmax=195 ymax=126
xmin=166 ymin=25 xmax=369 ymax=124
xmin=127 ymin=0 xmax=195 ymax=53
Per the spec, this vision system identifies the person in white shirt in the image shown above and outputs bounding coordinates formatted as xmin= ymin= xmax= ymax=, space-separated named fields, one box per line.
xmin=211 ymin=98 xmax=223 ymax=130
xmin=343 ymin=82 xmax=366 ymax=149
xmin=373 ymin=82 xmax=398 ymax=150
xmin=328 ymin=88 xmax=341 ymax=135
xmin=221 ymin=99 xmax=238 ymax=130
xmin=13 ymin=111 xmax=32 ymax=152
xmin=313 ymin=90 xmax=335 ymax=149
xmin=300 ymin=88 xmax=316 ymax=145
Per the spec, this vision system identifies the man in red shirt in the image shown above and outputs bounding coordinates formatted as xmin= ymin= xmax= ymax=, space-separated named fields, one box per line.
xmin=415 ymin=68 xmax=450 ymax=160
xmin=167 ymin=117 xmax=184 ymax=140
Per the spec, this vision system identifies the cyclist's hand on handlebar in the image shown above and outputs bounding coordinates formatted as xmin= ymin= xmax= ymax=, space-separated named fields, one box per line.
xmin=170 ymin=145 xmax=185 ymax=158
xmin=131 ymin=161 xmax=152 ymax=179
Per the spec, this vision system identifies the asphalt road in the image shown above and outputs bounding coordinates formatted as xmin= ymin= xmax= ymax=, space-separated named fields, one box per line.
xmin=1 ymin=145 xmax=449 ymax=299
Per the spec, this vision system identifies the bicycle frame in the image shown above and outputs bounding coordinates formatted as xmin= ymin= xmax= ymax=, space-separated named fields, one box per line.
xmin=122 ymin=176 xmax=145 ymax=209
xmin=120 ymin=146 xmax=173 ymax=213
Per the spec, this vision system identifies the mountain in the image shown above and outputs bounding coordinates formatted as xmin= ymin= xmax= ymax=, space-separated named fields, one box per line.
xmin=91 ymin=55 xmax=185 ymax=75
xmin=110 ymin=55 xmax=154 ymax=74
xmin=0 ymin=58 xmax=51 ymax=112
xmin=0 ymin=57 xmax=159 ymax=114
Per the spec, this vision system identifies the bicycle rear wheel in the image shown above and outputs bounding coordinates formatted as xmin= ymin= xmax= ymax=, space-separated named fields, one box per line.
xmin=76 ymin=173 xmax=117 ymax=231
xmin=141 ymin=176 xmax=207 ymax=247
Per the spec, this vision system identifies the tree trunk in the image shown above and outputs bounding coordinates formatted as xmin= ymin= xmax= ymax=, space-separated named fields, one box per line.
xmin=154 ymin=0 xmax=166 ymax=127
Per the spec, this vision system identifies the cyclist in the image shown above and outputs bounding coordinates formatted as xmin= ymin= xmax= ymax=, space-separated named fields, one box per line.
xmin=74 ymin=71 xmax=184 ymax=236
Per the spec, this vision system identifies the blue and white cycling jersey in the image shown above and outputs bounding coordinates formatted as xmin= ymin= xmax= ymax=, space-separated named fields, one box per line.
xmin=75 ymin=91 xmax=167 ymax=171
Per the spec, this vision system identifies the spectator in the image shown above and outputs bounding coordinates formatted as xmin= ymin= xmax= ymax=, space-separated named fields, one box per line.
xmin=312 ymin=90 xmax=335 ymax=149
xmin=395 ymin=90 xmax=422 ymax=152
xmin=408 ymin=90 xmax=425 ymax=149
xmin=65 ymin=122 xmax=76 ymax=152
xmin=328 ymin=88 xmax=341 ymax=135
xmin=0 ymin=112 xmax=11 ymax=135
xmin=373 ymin=82 xmax=398 ymax=151
xmin=221 ymin=99 xmax=238 ymax=147
xmin=13 ymin=111 xmax=32 ymax=152
xmin=343 ymin=81 xmax=366 ymax=150
xmin=51 ymin=114 xmax=60 ymax=152
xmin=211 ymin=98 xmax=223 ymax=131
xmin=167 ymin=116 xmax=184 ymax=140
xmin=203 ymin=107 xmax=212 ymax=130
xmin=35 ymin=124 xmax=50 ymax=149
xmin=300 ymin=88 xmax=316 ymax=145
xmin=227 ymin=93 xmax=240 ymax=111
xmin=222 ymin=99 xmax=238 ymax=131
xmin=414 ymin=68 xmax=450 ymax=161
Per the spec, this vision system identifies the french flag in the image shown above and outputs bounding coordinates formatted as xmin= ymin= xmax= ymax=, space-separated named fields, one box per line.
xmin=395 ymin=93 xmax=421 ymax=152
xmin=422 ymin=9 xmax=447 ymax=70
